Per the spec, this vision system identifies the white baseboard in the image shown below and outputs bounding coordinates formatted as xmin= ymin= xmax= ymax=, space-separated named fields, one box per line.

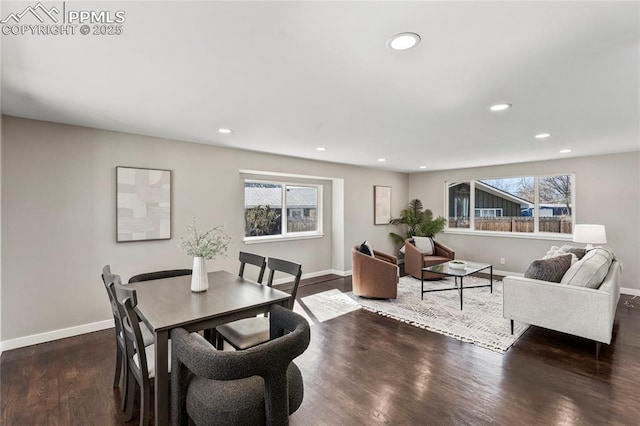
xmin=0 ymin=319 xmax=114 ymax=354
xmin=621 ymin=287 xmax=640 ymax=296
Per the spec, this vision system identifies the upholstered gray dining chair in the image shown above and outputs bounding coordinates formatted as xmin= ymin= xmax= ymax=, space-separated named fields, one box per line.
xmin=215 ymin=257 xmax=302 ymax=350
xmin=171 ymin=304 xmax=310 ymax=426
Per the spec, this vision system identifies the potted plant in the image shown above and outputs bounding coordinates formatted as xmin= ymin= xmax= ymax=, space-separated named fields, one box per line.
xmin=178 ymin=220 xmax=231 ymax=292
xmin=389 ymin=199 xmax=446 ymax=248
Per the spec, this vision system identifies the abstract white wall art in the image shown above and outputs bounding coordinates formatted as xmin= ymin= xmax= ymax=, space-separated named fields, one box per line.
xmin=116 ymin=166 xmax=171 ymax=242
xmin=374 ymin=185 xmax=391 ymax=225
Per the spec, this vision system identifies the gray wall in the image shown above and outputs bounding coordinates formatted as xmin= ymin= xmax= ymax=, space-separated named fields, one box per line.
xmin=409 ymin=152 xmax=640 ymax=291
xmin=1 ymin=116 xmax=408 ymax=342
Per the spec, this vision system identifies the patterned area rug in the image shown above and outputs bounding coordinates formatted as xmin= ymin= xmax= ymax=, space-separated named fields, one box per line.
xmin=300 ymin=276 xmax=529 ymax=354
xmin=352 ymin=275 xmax=529 ymax=354
xmin=299 ymin=289 xmax=361 ymax=323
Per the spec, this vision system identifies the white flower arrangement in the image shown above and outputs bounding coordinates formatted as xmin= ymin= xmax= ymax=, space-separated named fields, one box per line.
xmin=178 ymin=220 xmax=231 ymax=260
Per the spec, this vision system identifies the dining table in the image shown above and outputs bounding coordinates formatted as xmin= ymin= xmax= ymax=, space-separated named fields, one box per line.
xmin=126 ymin=270 xmax=292 ymax=426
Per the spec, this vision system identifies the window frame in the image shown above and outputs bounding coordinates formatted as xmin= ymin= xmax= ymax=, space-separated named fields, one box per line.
xmin=445 ymin=174 xmax=575 ymax=240
xmin=243 ymin=178 xmax=324 ymax=243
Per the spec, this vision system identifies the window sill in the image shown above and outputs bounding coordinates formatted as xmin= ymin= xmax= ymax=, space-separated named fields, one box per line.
xmin=243 ymin=233 xmax=325 ymax=244
xmin=444 ymin=229 xmax=573 ymax=242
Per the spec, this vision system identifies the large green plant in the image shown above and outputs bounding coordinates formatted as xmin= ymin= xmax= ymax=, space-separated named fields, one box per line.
xmin=389 ymin=199 xmax=446 ymax=246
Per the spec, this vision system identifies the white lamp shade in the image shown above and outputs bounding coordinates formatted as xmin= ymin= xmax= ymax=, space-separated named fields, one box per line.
xmin=573 ymin=224 xmax=607 ymax=244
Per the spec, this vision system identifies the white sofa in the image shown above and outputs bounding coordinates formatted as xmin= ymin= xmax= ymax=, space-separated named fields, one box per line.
xmin=503 ymin=249 xmax=621 ymax=358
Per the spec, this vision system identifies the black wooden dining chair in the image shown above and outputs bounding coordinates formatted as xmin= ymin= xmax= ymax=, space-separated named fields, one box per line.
xmin=100 ymin=265 xmax=129 ymax=410
xmin=215 ymin=257 xmax=302 ymax=350
xmin=102 ymin=266 xmax=157 ymax=413
xmin=239 ymin=251 xmax=267 ymax=283
xmin=114 ymin=283 xmax=172 ymax=426
xmin=128 ymin=269 xmax=192 ymax=283
xmin=204 ymin=252 xmax=268 ymax=343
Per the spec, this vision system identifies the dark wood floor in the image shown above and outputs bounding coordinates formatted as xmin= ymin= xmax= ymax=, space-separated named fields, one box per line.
xmin=3 ymin=275 xmax=640 ymax=425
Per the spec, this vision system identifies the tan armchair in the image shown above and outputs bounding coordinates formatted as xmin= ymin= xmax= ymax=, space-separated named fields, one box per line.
xmin=404 ymin=237 xmax=455 ymax=280
xmin=352 ymin=246 xmax=398 ymax=299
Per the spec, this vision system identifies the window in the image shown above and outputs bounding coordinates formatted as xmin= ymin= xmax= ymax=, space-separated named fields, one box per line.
xmin=475 ymin=208 xmax=503 ymax=217
xmin=244 ymin=180 xmax=322 ymax=241
xmin=446 ymin=174 xmax=574 ymax=236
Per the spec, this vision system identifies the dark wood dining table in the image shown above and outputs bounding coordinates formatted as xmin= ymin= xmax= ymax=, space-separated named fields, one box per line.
xmin=127 ymin=270 xmax=291 ymax=426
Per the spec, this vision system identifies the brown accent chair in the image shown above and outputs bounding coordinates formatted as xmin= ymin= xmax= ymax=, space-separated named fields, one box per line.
xmin=352 ymin=246 xmax=398 ymax=299
xmin=404 ymin=237 xmax=455 ymax=280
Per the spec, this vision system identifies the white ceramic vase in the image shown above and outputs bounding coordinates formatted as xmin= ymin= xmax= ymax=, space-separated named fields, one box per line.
xmin=191 ymin=256 xmax=209 ymax=292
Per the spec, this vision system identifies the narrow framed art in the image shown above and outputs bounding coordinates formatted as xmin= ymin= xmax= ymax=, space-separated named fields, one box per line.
xmin=374 ymin=185 xmax=391 ymax=225
xmin=116 ymin=166 xmax=172 ymax=242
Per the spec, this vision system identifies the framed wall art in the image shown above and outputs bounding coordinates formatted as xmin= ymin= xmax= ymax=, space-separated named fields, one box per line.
xmin=374 ymin=185 xmax=391 ymax=225
xmin=116 ymin=166 xmax=171 ymax=242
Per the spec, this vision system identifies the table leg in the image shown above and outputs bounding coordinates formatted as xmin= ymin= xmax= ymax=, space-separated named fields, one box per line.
xmin=154 ymin=330 xmax=169 ymax=426
xmin=490 ymin=265 xmax=493 ymax=293
xmin=421 ymin=271 xmax=424 ymax=300
xmin=459 ymin=276 xmax=463 ymax=310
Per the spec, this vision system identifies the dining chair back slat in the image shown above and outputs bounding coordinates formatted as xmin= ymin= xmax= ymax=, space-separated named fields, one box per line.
xmin=128 ymin=269 xmax=192 ymax=283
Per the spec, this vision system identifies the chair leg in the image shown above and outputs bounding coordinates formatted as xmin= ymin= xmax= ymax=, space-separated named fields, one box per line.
xmin=114 ymin=345 xmax=122 ymax=388
xmin=120 ymin=357 xmax=129 ymax=411
xmin=596 ymin=342 xmax=602 ymax=360
xmin=510 ymin=320 xmax=514 ymax=335
xmin=140 ymin=379 xmax=150 ymax=426
xmin=124 ymin=369 xmax=135 ymax=422
xmin=215 ymin=331 xmax=225 ymax=350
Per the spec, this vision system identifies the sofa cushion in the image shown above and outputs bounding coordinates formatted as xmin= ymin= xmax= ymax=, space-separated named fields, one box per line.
xmin=560 ymin=247 xmax=613 ymax=289
xmin=524 ymin=254 xmax=573 ymax=283
xmin=359 ymin=240 xmax=374 ymax=257
xmin=413 ymin=237 xmax=434 ymax=255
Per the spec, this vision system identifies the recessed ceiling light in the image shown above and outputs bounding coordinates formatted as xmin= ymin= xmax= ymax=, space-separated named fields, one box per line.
xmin=535 ymin=133 xmax=552 ymax=139
xmin=316 ymin=147 xmax=326 ymax=151
xmin=489 ymin=103 xmax=512 ymax=112
xmin=419 ymin=166 xmax=427 ymax=169
xmin=218 ymin=128 xmax=232 ymax=134
xmin=377 ymin=158 xmax=387 ymax=162
xmin=388 ymin=32 xmax=421 ymax=51
xmin=560 ymin=149 xmax=572 ymax=153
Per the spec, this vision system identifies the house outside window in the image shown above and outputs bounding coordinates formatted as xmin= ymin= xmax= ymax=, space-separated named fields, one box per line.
xmin=446 ymin=174 xmax=574 ymax=237
xmin=244 ymin=180 xmax=322 ymax=241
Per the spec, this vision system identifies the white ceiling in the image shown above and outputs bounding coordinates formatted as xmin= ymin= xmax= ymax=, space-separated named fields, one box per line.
xmin=2 ymin=1 xmax=639 ymax=172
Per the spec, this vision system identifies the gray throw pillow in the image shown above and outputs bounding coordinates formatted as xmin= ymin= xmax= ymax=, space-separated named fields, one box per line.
xmin=560 ymin=248 xmax=613 ymax=288
xmin=565 ymin=247 xmax=587 ymax=260
xmin=524 ymin=254 xmax=573 ymax=283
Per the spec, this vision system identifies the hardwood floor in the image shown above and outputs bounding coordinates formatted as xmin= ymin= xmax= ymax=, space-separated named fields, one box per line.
xmin=2 ymin=276 xmax=640 ymax=425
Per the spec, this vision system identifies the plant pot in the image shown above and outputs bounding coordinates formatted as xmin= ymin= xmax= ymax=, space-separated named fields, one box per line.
xmin=191 ymin=256 xmax=209 ymax=292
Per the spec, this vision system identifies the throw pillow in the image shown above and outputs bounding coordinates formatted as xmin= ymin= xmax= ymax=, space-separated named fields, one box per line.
xmin=560 ymin=247 xmax=613 ymax=289
xmin=413 ymin=236 xmax=434 ymax=255
xmin=543 ymin=246 xmax=577 ymax=265
xmin=560 ymin=245 xmax=587 ymax=260
xmin=523 ymin=254 xmax=573 ymax=283
xmin=359 ymin=240 xmax=374 ymax=257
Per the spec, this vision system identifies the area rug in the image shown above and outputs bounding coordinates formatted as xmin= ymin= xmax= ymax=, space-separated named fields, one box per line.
xmin=349 ymin=275 xmax=529 ymax=354
xmin=299 ymin=289 xmax=361 ymax=323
